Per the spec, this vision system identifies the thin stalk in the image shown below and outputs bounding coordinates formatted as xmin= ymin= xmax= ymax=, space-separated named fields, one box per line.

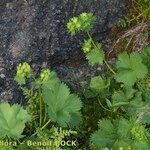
xmin=98 ymin=97 xmax=111 ymax=112
xmin=43 ymin=104 xmax=47 ymax=123
xmin=87 ymin=31 xmax=98 ymax=49
xmin=39 ymin=92 xmax=42 ymax=127
xmin=104 ymin=60 xmax=116 ymax=75
xmin=87 ymin=31 xmax=116 ymax=75
xmin=32 ymin=119 xmax=51 ymax=137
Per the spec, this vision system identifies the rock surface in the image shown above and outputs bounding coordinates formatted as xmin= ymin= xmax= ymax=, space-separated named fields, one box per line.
xmin=0 ymin=0 xmax=128 ymax=102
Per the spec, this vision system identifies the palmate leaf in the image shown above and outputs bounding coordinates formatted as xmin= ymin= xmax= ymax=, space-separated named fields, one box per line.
xmin=43 ymin=83 xmax=82 ymax=127
xmin=115 ymin=52 xmax=148 ymax=86
xmin=112 ymin=87 xmax=144 ymax=116
xmin=90 ymin=76 xmax=110 ymax=92
xmin=125 ymin=91 xmax=144 ymax=116
xmin=111 ymin=87 xmax=135 ymax=110
xmin=91 ymin=119 xmax=116 ymax=148
xmin=0 ymin=103 xmax=30 ymax=139
xmin=117 ymin=119 xmax=132 ymax=139
xmin=86 ymin=45 xmax=105 ymax=66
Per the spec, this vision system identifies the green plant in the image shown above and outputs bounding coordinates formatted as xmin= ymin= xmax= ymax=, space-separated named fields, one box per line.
xmin=0 ymin=63 xmax=82 ymax=149
xmin=67 ymin=13 xmax=150 ymax=149
xmin=15 ymin=63 xmax=82 ymax=127
xmin=0 ymin=103 xmax=30 ymax=139
xmin=91 ymin=118 xmax=150 ymax=150
xmin=0 ymin=11 xmax=149 ymax=150
xmin=67 ymin=13 xmax=96 ymax=36
xmin=14 ymin=62 xmax=31 ymax=85
xmin=115 ymin=52 xmax=148 ymax=86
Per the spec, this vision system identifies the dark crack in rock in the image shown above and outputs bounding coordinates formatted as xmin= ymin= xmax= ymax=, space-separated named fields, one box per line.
xmin=0 ymin=0 xmax=128 ymax=102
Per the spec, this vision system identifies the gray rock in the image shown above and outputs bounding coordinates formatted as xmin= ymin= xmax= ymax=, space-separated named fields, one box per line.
xmin=0 ymin=0 xmax=128 ymax=102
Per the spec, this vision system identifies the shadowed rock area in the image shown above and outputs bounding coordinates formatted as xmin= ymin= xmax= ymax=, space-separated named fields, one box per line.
xmin=0 ymin=0 xmax=128 ymax=102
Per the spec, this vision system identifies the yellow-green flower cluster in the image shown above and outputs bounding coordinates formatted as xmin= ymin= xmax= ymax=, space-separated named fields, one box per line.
xmin=82 ymin=39 xmax=92 ymax=53
xmin=15 ymin=62 xmax=31 ymax=85
xmin=67 ymin=13 xmax=96 ymax=35
xmin=67 ymin=17 xmax=81 ymax=35
xmin=40 ymin=69 xmax=51 ymax=82
xmin=131 ymin=124 xmax=147 ymax=141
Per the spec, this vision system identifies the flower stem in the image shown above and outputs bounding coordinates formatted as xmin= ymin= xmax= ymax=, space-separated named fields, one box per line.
xmin=98 ymin=97 xmax=111 ymax=112
xmin=43 ymin=104 xmax=47 ymax=123
xmin=39 ymin=92 xmax=43 ymax=127
xmin=87 ymin=31 xmax=97 ymax=49
xmin=87 ymin=31 xmax=116 ymax=75
xmin=104 ymin=60 xmax=116 ymax=75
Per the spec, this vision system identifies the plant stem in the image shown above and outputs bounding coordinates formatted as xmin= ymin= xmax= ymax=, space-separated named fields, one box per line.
xmin=43 ymin=104 xmax=47 ymax=123
xmin=104 ymin=60 xmax=116 ymax=75
xmin=87 ymin=31 xmax=98 ymax=49
xmin=87 ymin=31 xmax=116 ymax=75
xmin=39 ymin=92 xmax=42 ymax=127
xmin=98 ymin=97 xmax=111 ymax=112
xmin=32 ymin=119 xmax=51 ymax=137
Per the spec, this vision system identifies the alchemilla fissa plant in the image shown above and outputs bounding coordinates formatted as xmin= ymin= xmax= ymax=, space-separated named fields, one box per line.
xmin=0 ymin=12 xmax=149 ymax=150
xmin=67 ymin=12 xmax=150 ymax=150
xmin=0 ymin=62 xmax=82 ymax=150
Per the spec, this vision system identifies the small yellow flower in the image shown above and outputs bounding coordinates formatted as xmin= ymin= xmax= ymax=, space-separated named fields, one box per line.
xmin=82 ymin=39 xmax=92 ymax=53
xmin=40 ymin=69 xmax=51 ymax=82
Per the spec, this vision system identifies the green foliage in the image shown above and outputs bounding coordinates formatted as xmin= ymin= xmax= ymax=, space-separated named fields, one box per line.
xmin=39 ymin=70 xmax=59 ymax=89
xmin=0 ymin=103 xmax=30 ymax=139
xmin=82 ymin=38 xmax=105 ymax=66
xmin=86 ymin=44 xmax=105 ymax=66
xmin=90 ymin=77 xmax=110 ymax=92
xmin=88 ymin=44 xmax=150 ymax=150
xmin=115 ymin=52 xmax=148 ymax=86
xmin=90 ymin=119 xmax=116 ymax=148
xmin=43 ymin=83 xmax=82 ymax=127
xmin=67 ymin=13 xmax=150 ymax=150
xmin=22 ymin=88 xmax=39 ymax=120
xmin=12 ymin=63 xmax=81 ymax=149
xmin=0 ymin=12 xmax=149 ymax=150
xmin=18 ymin=65 xmax=82 ymax=128
xmin=67 ymin=14 xmax=110 ymax=70
xmin=91 ymin=118 xmax=150 ymax=149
